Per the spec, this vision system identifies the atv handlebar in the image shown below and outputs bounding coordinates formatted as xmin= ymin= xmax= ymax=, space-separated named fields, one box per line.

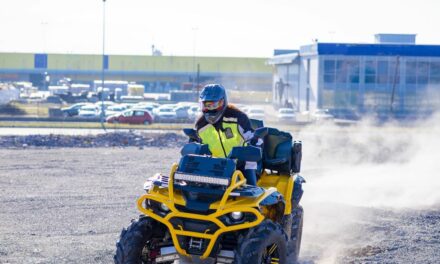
xmin=183 ymin=128 xmax=200 ymax=143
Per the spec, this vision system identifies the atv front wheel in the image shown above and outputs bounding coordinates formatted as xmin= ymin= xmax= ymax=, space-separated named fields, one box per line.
xmin=114 ymin=217 xmax=160 ymax=264
xmin=234 ymin=220 xmax=288 ymax=264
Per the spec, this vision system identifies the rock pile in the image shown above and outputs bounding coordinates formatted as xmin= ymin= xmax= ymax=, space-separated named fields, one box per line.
xmin=0 ymin=132 xmax=187 ymax=148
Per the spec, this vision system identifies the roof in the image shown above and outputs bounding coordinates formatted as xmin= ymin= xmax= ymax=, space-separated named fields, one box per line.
xmin=300 ymin=43 xmax=440 ymax=57
xmin=273 ymin=49 xmax=298 ymax=56
xmin=266 ymin=52 xmax=299 ymax=65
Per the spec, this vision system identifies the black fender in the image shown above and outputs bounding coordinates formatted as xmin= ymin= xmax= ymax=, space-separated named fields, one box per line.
xmin=292 ymin=175 xmax=306 ymax=206
xmin=260 ymin=191 xmax=285 ymax=222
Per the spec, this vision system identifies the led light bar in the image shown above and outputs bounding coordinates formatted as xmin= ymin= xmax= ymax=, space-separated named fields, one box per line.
xmin=174 ymin=172 xmax=229 ymax=186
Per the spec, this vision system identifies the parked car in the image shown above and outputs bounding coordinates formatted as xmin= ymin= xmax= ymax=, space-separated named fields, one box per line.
xmin=247 ymin=107 xmax=265 ymax=120
xmin=105 ymin=104 xmax=128 ymax=117
xmin=327 ymin=109 xmax=360 ymax=120
xmin=106 ymin=109 xmax=153 ymax=125
xmin=155 ymin=105 xmax=177 ymax=122
xmin=78 ymin=105 xmax=101 ymax=118
xmin=311 ymin=109 xmax=334 ymax=122
xmin=188 ymin=105 xmax=201 ymax=121
xmin=120 ymin=103 xmax=136 ymax=109
xmin=277 ymin=108 xmax=296 ymax=121
xmin=174 ymin=105 xmax=192 ymax=121
xmin=134 ymin=105 xmax=155 ymax=115
xmin=94 ymin=101 xmax=115 ymax=110
xmin=61 ymin=103 xmax=90 ymax=117
xmin=136 ymin=102 xmax=160 ymax=113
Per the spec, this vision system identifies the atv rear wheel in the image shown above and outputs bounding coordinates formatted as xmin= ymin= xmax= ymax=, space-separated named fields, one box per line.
xmin=114 ymin=216 xmax=160 ymax=264
xmin=287 ymin=206 xmax=303 ymax=263
xmin=234 ymin=220 xmax=288 ymax=264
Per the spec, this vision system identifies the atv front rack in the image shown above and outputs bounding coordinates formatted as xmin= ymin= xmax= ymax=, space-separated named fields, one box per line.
xmin=137 ymin=163 xmax=266 ymax=259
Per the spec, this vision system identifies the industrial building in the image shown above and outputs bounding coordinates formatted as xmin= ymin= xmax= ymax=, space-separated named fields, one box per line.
xmin=269 ymin=34 xmax=440 ymax=119
xmin=0 ymin=53 xmax=272 ymax=92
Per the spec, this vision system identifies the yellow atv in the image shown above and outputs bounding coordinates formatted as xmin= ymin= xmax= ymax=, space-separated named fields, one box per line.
xmin=115 ymin=125 xmax=305 ymax=264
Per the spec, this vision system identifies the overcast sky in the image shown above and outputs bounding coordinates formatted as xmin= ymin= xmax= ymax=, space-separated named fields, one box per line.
xmin=0 ymin=0 xmax=439 ymax=57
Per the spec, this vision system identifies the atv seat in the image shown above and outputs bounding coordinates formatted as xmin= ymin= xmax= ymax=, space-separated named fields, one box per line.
xmin=262 ymin=128 xmax=292 ymax=174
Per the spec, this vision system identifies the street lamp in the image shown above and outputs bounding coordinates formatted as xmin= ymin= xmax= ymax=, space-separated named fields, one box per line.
xmin=100 ymin=0 xmax=107 ymax=130
xmin=192 ymin=27 xmax=198 ymax=91
xmin=41 ymin=21 xmax=48 ymax=53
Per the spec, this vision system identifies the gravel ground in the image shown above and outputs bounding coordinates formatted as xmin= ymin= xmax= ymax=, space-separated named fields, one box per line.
xmin=0 ymin=126 xmax=439 ymax=263
xmin=0 ymin=148 xmax=176 ymax=264
xmin=0 ymin=132 xmax=186 ymax=148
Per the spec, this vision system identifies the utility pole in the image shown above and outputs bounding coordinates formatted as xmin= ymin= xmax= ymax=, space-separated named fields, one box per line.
xmin=100 ymin=0 xmax=107 ymax=131
xmin=192 ymin=27 xmax=198 ymax=91
xmin=196 ymin=63 xmax=200 ymax=102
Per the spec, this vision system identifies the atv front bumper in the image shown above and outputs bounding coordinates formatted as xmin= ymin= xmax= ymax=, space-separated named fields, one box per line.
xmin=137 ymin=167 xmax=266 ymax=260
xmin=137 ymin=192 xmax=264 ymax=259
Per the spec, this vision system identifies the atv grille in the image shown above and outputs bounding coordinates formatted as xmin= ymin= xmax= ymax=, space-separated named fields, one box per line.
xmin=174 ymin=204 xmax=216 ymax=215
xmin=169 ymin=217 xmax=219 ymax=234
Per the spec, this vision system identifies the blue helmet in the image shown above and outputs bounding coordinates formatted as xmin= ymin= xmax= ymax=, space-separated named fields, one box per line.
xmin=199 ymin=84 xmax=228 ymax=124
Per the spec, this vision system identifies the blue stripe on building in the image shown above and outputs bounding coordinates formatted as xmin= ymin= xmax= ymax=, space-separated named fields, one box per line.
xmin=315 ymin=43 xmax=440 ymax=57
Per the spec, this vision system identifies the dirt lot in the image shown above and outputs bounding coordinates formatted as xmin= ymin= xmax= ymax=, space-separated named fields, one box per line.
xmin=1 ymin=121 xmax=439 ymax=263
xmin=0 ymin=147 xmax=177 ymax=263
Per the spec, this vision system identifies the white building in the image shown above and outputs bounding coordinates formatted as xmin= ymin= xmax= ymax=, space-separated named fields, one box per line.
xmin=269 ymin=34 xmax=440 ymax=120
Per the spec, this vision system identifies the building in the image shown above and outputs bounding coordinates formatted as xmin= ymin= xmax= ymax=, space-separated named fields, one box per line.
xmin=269 ymin=34 xmax=440 ymax=119
xmin=0 ymin=53 xmax=272 ymax=92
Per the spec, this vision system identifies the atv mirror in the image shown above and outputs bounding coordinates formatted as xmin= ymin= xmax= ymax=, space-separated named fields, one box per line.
xmin=228 ymin=146 xmax=262 ymax=162
xmin=183 ymin=128 xmax=200 ymax=142
xmin=253 ymin=127 xmax=268 ymax=139
xmin=249 ymin=118 xmax=264 ymax=130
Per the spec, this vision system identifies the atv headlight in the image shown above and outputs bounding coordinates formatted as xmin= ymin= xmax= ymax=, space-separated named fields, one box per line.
xmin=174 ymin=172 xmax=229 ymax=186
xmin=230 ymin=211 xmax=244 ymax=221
xmin=160 ymin=203 xmax=170 ymax=212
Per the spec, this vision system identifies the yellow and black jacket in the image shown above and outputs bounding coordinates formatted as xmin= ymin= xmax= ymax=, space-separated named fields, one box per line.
xmin=195 ymin=105 xmax=253 ymax=158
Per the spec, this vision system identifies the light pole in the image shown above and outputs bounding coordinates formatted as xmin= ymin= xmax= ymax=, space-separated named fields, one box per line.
xmin=100 ymin=0 xmax=107 ymax=130
xmin=41 ymin=21 xmax=48 ymax=53
xmin=192 ymin=27 xmax=198 ymax=91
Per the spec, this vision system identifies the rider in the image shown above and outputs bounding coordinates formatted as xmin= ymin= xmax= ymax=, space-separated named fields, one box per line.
xmin=195 ymin=84 xmax=259 ymax=185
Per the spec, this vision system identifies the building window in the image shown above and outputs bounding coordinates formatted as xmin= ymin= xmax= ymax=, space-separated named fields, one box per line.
xmin=324 ymin=74 xmax=335 ymax=83
xmin=335 ymin=60 xmax=348 ymax=83
xmin=348 ymin=60 xmax=360 ymax=83
xmin=389 ymin=60 xmax=400 ymax=84
xmin=405 ymin=61 xmax=417 ymax=84
xmin=377 ymin=61 xmax=388 ymax=84
xmin=365 ymin=60 xmax=376 ymax=84
xmin=417 ymin=61 xmax=429 ymax=85
xmin=325 ymin=59 xmax=360 ymax=84
xmin=430 ymin=62 xmax=440 ymax=84
xmin=324 ymin=60 xmax=336 ymax=83
xmin=324 ymin=60 xmax=335 ymax=73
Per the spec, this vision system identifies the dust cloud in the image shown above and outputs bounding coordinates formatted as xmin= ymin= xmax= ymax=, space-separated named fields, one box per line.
xmin=295 ymin=113 xmax=440 ymax=263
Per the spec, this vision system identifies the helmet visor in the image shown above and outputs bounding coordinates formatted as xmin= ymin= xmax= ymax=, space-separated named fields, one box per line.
xmin=201 ymin=99 xmax=224 ymax=112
